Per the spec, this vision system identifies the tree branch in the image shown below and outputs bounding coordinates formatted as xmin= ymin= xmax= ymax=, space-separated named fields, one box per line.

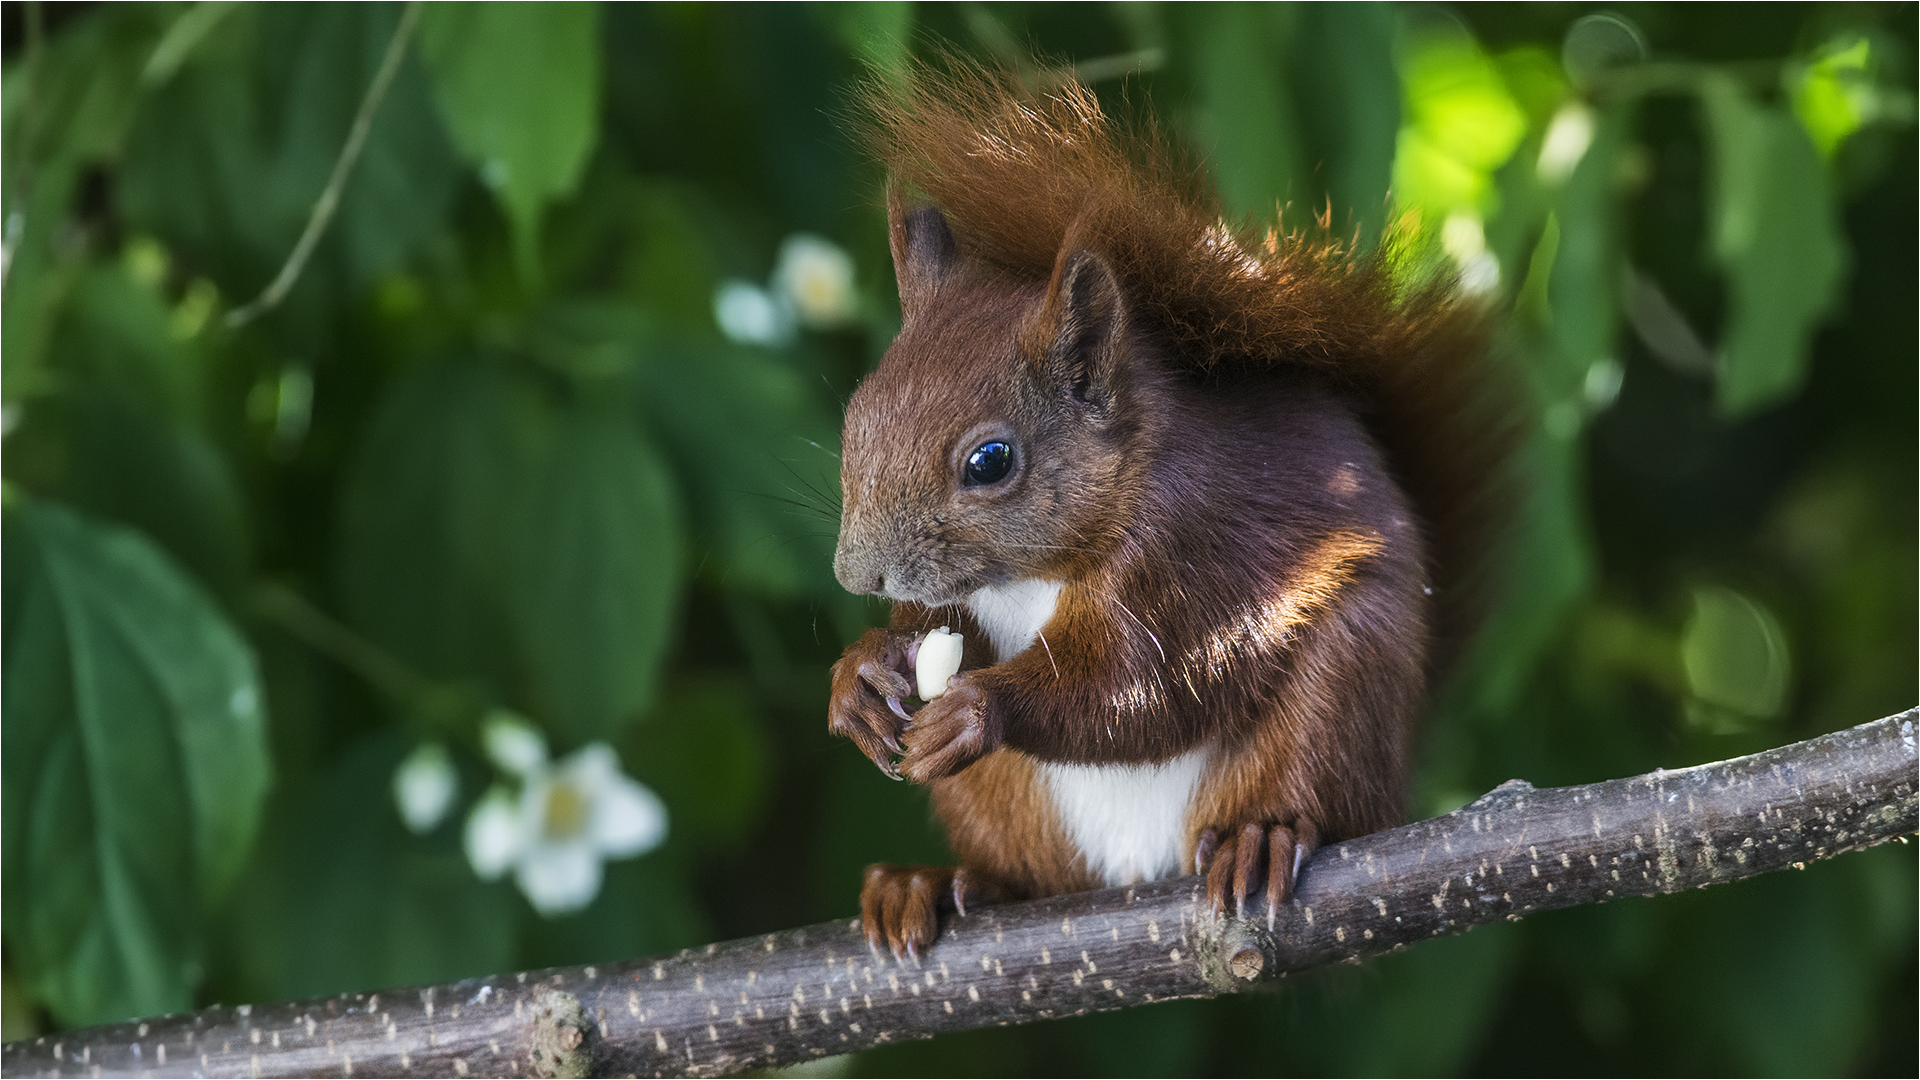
xmin=7 ymin=710 xmax=1915 ymax=1079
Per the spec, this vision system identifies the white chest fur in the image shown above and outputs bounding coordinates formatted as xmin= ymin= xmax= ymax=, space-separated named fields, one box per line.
xmin=967 ymin=578 xmax=1065 ymax=663
xmin=1039 ymin=746 xmax=1212 ymax=886
xmin=968 ymin=578 xmax=1207 ymax=887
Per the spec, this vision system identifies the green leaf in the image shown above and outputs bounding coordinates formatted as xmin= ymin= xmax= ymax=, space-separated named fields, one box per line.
xmin=513 ymin=404 xmax=684 ymax=744
xmin=335 ymin=357 xmax=533 ymax=691
xmin=418 ymin=1 xmax=603 ymax=281
xmin=117 ymin=3 xmax=459 ymax=317
xmin=1701 ymin=76 xmax=1848 ymax=417
xmin=1681 ymin=585 xmax=1790 ymax=720
xmin=2 ymin=497 xmax=270 ymax=1026
xmin=1170 ymin=4 xmax=1397 ymax=242
xmin=337 ymin=355 xmax=685 ymax=743
xmin=815 ymin=2 xmax=914 ymax=79
xmin=36 ymin=265 xmax=250 ymax=597
xmin=221 ymin=733 xmax=517 ymax=1003
xmin=1283 ymin=3 xmax=1401 ymax=246
xmin=633 ymin=337 xmax=841 ymax=599
xmin=624 ymin=678 xmax=771 ymax=847
xmin=1174 ymin=4 xmax=1303 ymax=222
xmin=2 ymin=5 xmax=171 ymax=405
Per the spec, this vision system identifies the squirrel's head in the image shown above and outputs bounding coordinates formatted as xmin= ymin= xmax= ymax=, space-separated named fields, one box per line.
xmin=835 ymin=198 xmax=1152 ymax=606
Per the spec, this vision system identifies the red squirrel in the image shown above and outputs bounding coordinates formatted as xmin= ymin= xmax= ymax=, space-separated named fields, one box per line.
xmin=827 ymin=66 xmax=1507 ymax=958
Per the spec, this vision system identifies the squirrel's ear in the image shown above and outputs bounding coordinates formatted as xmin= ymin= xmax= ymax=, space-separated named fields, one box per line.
xmin=1040 ymin=249 xmax=1126 ymax=416
xmin=886 ymin=186 xmax=960 ymax=318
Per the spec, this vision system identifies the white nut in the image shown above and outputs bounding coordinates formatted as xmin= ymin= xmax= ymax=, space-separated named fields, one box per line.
xmin=916 ymin=627 xmax=965 ymax=700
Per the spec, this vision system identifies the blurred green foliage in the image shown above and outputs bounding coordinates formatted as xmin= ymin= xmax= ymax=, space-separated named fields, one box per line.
xmin=2 ymin=2 xmax=1913 ymax=1074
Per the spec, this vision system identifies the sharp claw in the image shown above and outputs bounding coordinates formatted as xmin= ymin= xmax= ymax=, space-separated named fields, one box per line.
xmin=887 ymin=696 xmax=912 ymax=722
xmin=1294 ymin=842 xmax=1309 ymax=879
xmin=952 ymin=879 xmax=968 ymax=918
xmin=1195 ymin=828 xmax=1220 ymax=876
xmin=1268 ymin=896 xmax=1278 ymax=932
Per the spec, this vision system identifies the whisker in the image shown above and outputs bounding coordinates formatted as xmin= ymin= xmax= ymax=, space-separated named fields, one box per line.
xmin=793 ymin=435 xmax=841 ymax=460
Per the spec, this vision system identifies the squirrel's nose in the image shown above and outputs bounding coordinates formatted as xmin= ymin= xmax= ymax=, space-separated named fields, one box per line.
xmin=833 ymin=546 xmax=884 ymax=596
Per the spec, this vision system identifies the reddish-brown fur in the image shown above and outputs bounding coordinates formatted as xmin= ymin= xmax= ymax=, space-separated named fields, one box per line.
xmin=827 ymin=62 xmax=1509 ymax=957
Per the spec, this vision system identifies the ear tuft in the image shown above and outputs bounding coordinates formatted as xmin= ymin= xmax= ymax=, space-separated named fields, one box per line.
xmin=1044 ymin=249 xmax=1126 ymax=413
xmin=887 ymin=186 xmax=961 ymax=319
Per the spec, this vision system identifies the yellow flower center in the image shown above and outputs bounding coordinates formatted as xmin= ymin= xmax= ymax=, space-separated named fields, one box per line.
xmin=543 ymin=780 xmax=589 ymax=841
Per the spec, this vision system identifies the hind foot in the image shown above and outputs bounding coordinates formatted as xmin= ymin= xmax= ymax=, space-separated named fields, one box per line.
xmin=1195 ymin=817 xmax=1321 ymax=929
xmin=858 ymin=865 xmax=1003 ymax=962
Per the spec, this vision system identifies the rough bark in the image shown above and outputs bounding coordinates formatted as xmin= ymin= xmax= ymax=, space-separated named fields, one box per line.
xmin=7 ymin=710 xmax=1915 ymax=1079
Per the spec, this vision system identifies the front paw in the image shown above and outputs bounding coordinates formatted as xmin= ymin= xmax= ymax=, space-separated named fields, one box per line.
xmin=898 ymin=675 xmax=1001 ymax=782
xmin=828 ymin=628 xmax=919 ymax=777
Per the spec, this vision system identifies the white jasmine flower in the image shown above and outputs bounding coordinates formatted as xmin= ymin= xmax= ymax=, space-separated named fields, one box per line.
xmin=393 ymin=741 xmax=458 ymax=834
xmin=462 ymin=741 xmax=668 ymax=916
xmin=1440 ymin=212 xmax=1500 ymax=296
xmin=713 ymin=279 xmax=795 ymax=346
xmin=482 ymin=710 xmax=548 ymax=778
xmin=465 ymin=786 xmax=524 ymax=879
xmin=1457 ymin=250 xmax=1501 ymax=295
xmin=773 ymin=234 xmax=857 ymax=328
xmin=1537 ymin=103 xmax=1596 ymax=185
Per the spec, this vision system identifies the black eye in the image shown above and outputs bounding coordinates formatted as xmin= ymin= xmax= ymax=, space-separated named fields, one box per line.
xmin=963 ymin=440 xmax=1013 ymax=486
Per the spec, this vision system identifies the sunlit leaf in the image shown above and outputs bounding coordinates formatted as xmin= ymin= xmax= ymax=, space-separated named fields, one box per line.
xmin=418 ymin=1 xmax=603 ymax=280
xmin=1 ymin=496 xmax=269 ymax=1026
xmin=1701 ymin=76 xmax=1848 ymax=417
xmin=1791 ymin=36 xmax=1878 ymax=158
xmin=1393 ymin=22 xmax=1527 ymax=217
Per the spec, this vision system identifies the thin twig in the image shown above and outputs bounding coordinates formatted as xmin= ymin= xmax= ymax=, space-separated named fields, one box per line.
xmin=251 ymin=581 xmax=435 ymax=710
xmin=5 ymin=709 xmax=1913 ymax=1079
xmin=225 ymin=1 xmax=422 ymax=328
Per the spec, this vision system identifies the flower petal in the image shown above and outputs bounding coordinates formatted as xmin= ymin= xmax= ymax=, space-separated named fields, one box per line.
xmin=590 ymin=774 xmax=668 ymax=858
xmin=516 ymin=841 xmax=603 ymax=916
xmin=482 ymin=711 xmax=549 ymax=777
xmin=774 ymin=233 xmax=856 ymax=328
xmin=393 ymin=742 xmax=458 ymax=834
xmin=713 ymin=280 xmax=795 ymax=346
xmin=560 ymin=742 xmax=621 ymax=790
xmin=464 ymin=788 xmax=526 ymax=880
